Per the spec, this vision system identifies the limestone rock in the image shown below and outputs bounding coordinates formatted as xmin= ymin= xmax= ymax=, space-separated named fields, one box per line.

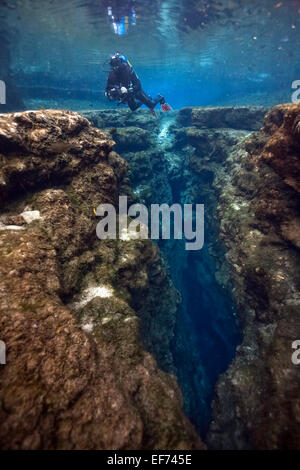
xmin=177 ymin=106 xmax=269 ymax=131
xmin=0 ymin=109 xmax=203 ymax=450
xmin=107 ymin=126 xmax=152 ymax=152
xmin=81 ymin=108 xmax=159 ymax=132
xmin=207 ymin=103 xmax=300 ymax=450
xmin=261 ymin=103 xmax=300 ymax=193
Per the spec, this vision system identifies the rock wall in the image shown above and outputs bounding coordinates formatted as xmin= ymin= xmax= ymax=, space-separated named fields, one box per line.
xmin=0 ymin=109 xmax=203 ymax=450
xmin=81 ymin=107 xmax=267 ymax=437
xmin=207 ymin=103 xmax=300 ymax=449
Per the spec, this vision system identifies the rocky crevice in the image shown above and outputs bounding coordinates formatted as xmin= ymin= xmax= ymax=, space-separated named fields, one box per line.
xmin=82 ymin=107 xmax=265 ymax=437
xmin=83 ymin=104 xmax=300 ymax=449
xmin=167 ymin=107 xmax=268 ymax=436
xmin=170 ymin=105 xmax=300 ymax=448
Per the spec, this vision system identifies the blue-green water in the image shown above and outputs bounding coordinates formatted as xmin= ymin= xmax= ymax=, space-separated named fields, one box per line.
xmin=1 ymin=0 xmax=299 ymax=111
xmin=0 ymin=0 xmax=299 ymax=440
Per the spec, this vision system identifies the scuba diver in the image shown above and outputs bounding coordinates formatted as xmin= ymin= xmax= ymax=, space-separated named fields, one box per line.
xmin=105 ymin=53 xmax=172 ymax=115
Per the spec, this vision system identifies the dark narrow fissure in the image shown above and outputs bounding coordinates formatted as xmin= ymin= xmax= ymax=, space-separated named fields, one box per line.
xmin=151 ymin=116 xmax=241 ymax=439
xmin=87 ymin=110 xmax=242 ymax=441
xmin=170 ymin=245 xmax=241 ymax=437
xmin=160 ymin=225 xmax=239 ymax=434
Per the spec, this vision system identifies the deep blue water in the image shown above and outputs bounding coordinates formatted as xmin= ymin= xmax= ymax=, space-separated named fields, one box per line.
xmin=178 ymin=246 xmax=240 ymax=435
xmin=1 ymin=0 xmax=299 ymax=110
xmin=155 ymin=159 xmax=241 ymax=437
xmin=0 ymin=0 xmax=299 ymax=441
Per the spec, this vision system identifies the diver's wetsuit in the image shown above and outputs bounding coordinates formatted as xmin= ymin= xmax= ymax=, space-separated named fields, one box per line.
xmin=106 ymin=61 xmax=162 ymax=111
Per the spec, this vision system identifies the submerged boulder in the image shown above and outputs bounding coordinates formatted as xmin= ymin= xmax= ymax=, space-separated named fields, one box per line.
xmin=0 ymin=109 xmax=203 ymax=450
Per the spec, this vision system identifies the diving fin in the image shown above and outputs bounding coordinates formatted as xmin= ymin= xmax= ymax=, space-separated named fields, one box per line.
xmin=150 ymin=108 xmax=156 ymax=117
xmin=161 ymin=102 xmax=172 ymax=112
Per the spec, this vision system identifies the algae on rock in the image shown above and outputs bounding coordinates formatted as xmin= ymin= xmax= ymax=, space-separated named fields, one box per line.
xmin=208 ymin=103 xmax=300 ymax=450
xmin=0 ymin=109 xmax=203 ymax=450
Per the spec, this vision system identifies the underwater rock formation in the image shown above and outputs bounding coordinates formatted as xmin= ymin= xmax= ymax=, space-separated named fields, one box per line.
xmin=208 ymin=103 xmax=300 ymax=450
xmin=0 ymin=109 xmax=203 ymax=450
xmin=80 ymin=105 xmax=277 ymax=441
xmin=96 ymin=104 xmax=299 ymax=448
xmin=82 ymin=109 xmax=159 ymax=132
xmin=81 ymin=109 xmax=174 ymax=208
xmin=177 ymin=106 xmax=269 ymax=131
xmin=78 ymin=104 xmax=299 ymax=448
